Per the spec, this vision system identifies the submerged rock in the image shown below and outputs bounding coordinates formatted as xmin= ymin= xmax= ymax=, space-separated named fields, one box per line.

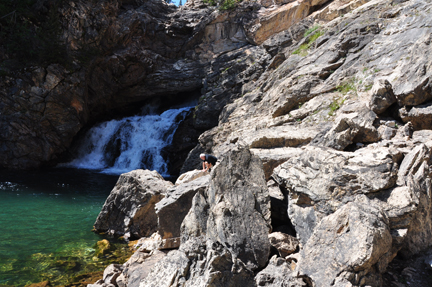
xmin=94 ymin=239 xmax=112 ymax=258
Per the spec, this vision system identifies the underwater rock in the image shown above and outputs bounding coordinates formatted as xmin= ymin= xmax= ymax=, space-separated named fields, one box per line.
xmin=94 ymin=239 xmax=112 ymax=258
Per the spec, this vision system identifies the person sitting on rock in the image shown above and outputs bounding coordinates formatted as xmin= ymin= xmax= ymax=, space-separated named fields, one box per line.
xmin=200 ymin=153 xmax=217 ymax=172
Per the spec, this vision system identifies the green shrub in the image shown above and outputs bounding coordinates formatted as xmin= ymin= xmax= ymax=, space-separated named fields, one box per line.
xmin=203 ymin=0 xmax=217 ymax=5
xmin=292 ymin=29 xmax=324 ymax=57
xmin=220 ymin=0 xmax=237 ymax=10
xmin=203 ymin=0 xmax=240 ymax=10
xmin=309 ymin=30 xmax=324 ymax=43
xmin=292 ymin=43 xmax=309 ymax=56
xmin=304 ymin=25 xmax=320 ymax=37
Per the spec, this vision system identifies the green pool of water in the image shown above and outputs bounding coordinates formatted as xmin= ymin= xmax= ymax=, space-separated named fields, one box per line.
xmin=0 ymin=168 xmax=119 ymax=286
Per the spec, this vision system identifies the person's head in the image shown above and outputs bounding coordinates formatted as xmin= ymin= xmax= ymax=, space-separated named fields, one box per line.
xmin=200 ymin=153 xmax=205 ymax=160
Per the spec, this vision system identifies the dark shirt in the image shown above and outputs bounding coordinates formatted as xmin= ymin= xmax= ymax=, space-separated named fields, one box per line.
xmin=203 ymin=154 xmax=217 ymax=165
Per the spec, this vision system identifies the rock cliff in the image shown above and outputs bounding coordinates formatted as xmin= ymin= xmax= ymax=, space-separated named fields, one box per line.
xmin=2 ymin=0 xmax=432 ymax=285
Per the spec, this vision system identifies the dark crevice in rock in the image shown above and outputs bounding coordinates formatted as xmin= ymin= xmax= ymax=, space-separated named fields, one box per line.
xmin=343 ymin=142 xmax=362 ymax=152
xmin=271 ymin=185 xmax=297 ymax=237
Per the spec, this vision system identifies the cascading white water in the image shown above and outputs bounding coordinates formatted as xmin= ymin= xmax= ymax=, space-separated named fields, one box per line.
xmin=64 ymin=106 xmax=191 ymax=176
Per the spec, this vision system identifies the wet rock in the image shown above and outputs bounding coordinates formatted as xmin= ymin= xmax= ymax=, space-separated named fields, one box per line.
xmin=93 ymin=170 xmax=173 ymax=239
xmin=94 ymin=239 xmax=112 ymax=258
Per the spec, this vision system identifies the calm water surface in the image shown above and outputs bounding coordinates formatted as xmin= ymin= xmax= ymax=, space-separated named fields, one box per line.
xmin=0 ymin=168 xmax=119 ymax=286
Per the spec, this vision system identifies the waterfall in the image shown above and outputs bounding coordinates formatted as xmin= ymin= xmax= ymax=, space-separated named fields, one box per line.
xmin=64 ymin=106 xmax=191 ymax=176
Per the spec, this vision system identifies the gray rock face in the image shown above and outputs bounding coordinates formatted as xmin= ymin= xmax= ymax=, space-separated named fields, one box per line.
xmin=116 ymin=250 xmax=167 ymax=287
xmin=93 ymin=169 xmax=173 ymax=239
xmin=174 ymin=169 xmax=208 ymax=186
xmin=8 ymin=0 xmax=432 ymax=286
xmin=255 ymin=255 xmax=308 ymax=287
xmin=203 ymin=146 xmax=271 ymax=270
xmin=155 ymin=175 xmax=209 ymax=239
xmin=311 ymin=102 xmax=379 ymax=150
xmin=391 ymin=142 xmax=432 ymax=256
xmin=141 ymin=146 xmax=272 ymax=286
xmin=268 ymin=137 xmax=432 ymax=285
xmin=297 ymin=197 xmax=392 ymax=287
xmin=273 ymin=145 xmax=398 ymax=244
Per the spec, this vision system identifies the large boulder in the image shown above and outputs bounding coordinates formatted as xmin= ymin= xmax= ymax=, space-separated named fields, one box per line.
xmin=141 ymin=146 xmax=272 ymax=286
xmin=311 ymin=102 xmax=379 ymax=150
xmin=271 ymin=138 xmax=432 ymax=285
xmin=174 ymin=169 xmax=208 ymax=185
xmin=93 ymin=169 xmax=173 ymax=239
xmin=297 ymin=196 xmax=392 ymax=287
xmin=155 ymin=175 xmax=210 ymax=239
xmin=115 ymin=250 xmax=166 ymax=287
xmin=387 ymin=142 xmax=432 ymax=256
xmin=268 ymin=232 xmax=299 ymax=258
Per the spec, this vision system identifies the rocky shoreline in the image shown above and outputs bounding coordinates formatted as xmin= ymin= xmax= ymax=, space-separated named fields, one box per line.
xmin=89 ymin=139 xmax=432 ymax=286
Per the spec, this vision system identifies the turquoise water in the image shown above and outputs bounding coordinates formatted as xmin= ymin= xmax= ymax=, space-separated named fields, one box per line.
xmin=0 ymin=168 xmax=119 ymax=286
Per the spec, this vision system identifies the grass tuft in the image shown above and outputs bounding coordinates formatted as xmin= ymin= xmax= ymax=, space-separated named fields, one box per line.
xmin=336 ymin=79 xmax=357 ymax=95
xmin=292 ymin=29 xmax=325 ymax=57
xmin=328 ymin=98 xmax=345 ymax=116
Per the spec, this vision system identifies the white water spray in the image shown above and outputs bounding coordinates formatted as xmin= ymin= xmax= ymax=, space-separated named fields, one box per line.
xmin=64 ymin=107 xmax=191 ymax=176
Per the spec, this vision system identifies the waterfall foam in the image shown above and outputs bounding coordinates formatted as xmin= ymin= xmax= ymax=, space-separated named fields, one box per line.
xmin=64 ymin=106 xmax=191 ymax=176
